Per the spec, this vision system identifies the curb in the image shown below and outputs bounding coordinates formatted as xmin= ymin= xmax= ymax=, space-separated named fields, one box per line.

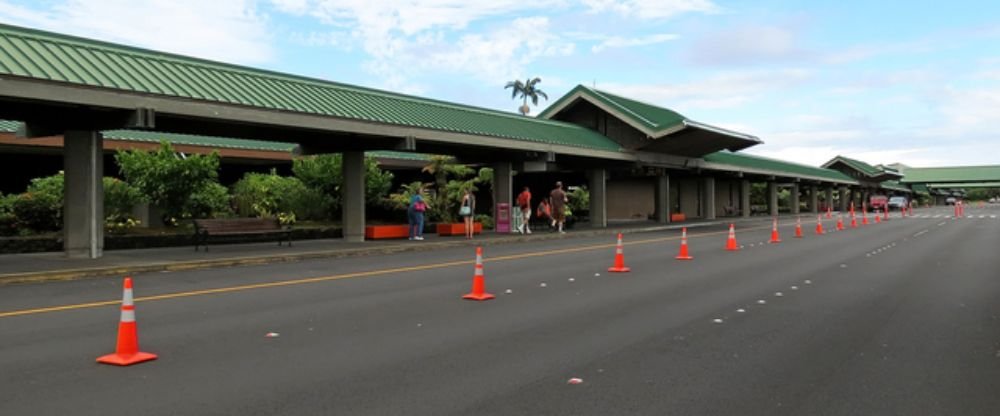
xmin=0 ymin=216 xmax=786 ymax=285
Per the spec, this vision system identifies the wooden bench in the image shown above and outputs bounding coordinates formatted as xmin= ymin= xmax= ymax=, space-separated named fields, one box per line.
xmin=193 ymin=218 xmax=291 ymax=251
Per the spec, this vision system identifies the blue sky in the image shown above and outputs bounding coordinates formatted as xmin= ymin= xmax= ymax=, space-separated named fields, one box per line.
xmin=2 ymin=0 xmax=999 ymax=167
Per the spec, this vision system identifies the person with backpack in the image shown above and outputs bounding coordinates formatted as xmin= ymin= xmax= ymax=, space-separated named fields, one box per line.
xmin=516 ymin=186 xmax=532 ymax=234
xmin=408 ymin=193 xmax=427 ymax=241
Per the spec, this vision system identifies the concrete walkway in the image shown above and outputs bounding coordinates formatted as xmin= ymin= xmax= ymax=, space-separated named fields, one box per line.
xmin=0 ymin=214 xmax=815 ymax=284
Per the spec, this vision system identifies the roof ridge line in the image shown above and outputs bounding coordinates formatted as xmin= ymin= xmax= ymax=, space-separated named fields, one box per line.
xmin=583 ymin=86 xmax=663 ymax=128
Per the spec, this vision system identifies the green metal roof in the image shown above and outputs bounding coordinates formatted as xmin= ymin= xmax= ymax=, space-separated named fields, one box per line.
xmin=900 ymin=165 xmax=1000 ymax=183
xmin=540 ymin=85 xmax=686 ymax=133
xmin=0 ymin=23 xmax=622 ymax=153
xmin=823 ymin=155 xmax=884 ymax=177
xmin=0 ymin=119 xmax=18 ymax=132
xmin=539 ymin=85 xmax=759 ymax=144
xmin=927 ymin=182 xmax=1000 ymax=188
xmin=702 ymin=151 xmax=857 ymax=183
xmin=911 ymin=183 xmax=930 ymax=194
xmin=880 ymin=180 xmax=911 ymax=192
xmin=103 ymin=129 xmax=295 ymax=152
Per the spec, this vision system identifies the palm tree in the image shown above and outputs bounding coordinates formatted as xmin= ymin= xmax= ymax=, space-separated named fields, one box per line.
xmin=505 ymin=77 xmax=548 ymax=115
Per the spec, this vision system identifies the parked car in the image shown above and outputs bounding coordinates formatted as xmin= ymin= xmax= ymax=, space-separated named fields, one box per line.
xmin=946 ymin=197 xmax=957 ymax=205
xmin=869 ymin=195 xmax=888 ymax=211
xmin=888 ymin=196 xmax=908 ymax=210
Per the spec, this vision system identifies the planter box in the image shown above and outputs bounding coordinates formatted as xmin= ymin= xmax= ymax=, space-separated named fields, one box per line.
xmin=436 ymin=222 xmax=482 ymax=236
xmin=364 ymin=225 xmax=411 ymax=240
xmin=670 ymin=213 xmax=686 ymax=222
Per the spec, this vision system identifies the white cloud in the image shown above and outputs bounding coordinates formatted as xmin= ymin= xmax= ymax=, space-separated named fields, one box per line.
xmin=591 ymin=33 xmax=678 ymax=52
xmin=582 ymin=0 xmax=718 ymax=19
xmin=685 ymin=24 xmax=809 ymax=66
xmin=0 ymin=0 xmax=275 ymax=64
xmin=598 ymin=68 xmax=811 ymax=110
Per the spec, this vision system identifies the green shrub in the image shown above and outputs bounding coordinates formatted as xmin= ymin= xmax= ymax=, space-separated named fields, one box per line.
xmin=232 ymin=171 xmax=331 ymax=220
xmin=184 ymin=182 xmax=233 ymax=219
xmin=567 ymin=186 xmax=590 ymax=213
xmin=0 ymin=193 xmax=17 ymax=236
xmin=116 ymin=141 xmax=221 ymax=222
xmin=292 ymin=154 xmax=394 ymax=212
xmin=12 ymin=173 xmax=64 ymax=232
xmin=103 ymin=177 xmax=145 ymax=218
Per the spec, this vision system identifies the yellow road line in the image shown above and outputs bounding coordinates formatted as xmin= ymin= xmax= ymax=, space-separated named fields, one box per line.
xmin=0 ymin=225 xmax=765 ymax=319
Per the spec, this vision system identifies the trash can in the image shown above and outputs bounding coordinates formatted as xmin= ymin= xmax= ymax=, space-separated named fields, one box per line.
xmin=495 ymin=203 xmax=511 ymax=233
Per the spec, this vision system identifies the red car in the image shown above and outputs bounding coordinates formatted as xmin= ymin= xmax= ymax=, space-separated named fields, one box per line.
xmin=869 ymin=195 xmax=888 ymax=211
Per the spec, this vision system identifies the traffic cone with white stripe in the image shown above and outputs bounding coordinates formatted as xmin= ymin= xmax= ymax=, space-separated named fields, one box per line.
xmin=608 ymin=233 xmax=631 ymax=272
xmin=463 ymin=247 xmax=495 ymax=300
xmin=850 ymin=211 xmax=858 ymax=228
xmin=883 ymin=206 xmax=889 ymax=221
xmin=875 ymin=209 xmax=882 ymax=223
xmin=725 ymin=224 xmax=739 ymax=251
xmin=836 ymin=214 xmax=845 ymax=231
xmin=675 ymin=227 xmax=693 ymax=260
xmin=826 ymin=206 xmax=833 ymax=219
xmin=794 ymin=216 xmax=803 ymax=238
xmin=816 ymin=215 xmax=825 ymax=235
xmin=862 ymin=205 xmax=869 ymax=225
xmin=97 ymin=277 xmax=157 ymax=366
xmin=769 ymin=218 xmax=781 ymax=243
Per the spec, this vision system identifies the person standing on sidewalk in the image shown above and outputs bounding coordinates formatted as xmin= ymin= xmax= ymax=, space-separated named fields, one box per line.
xmin=516 ymin=186 xmax=532 ymax=234
xmin=408 ymin=193 xmax=427 ymax=241
xmin=460 ymin=188 xmax=476 ymax=239
xmin=549 ymin=181 xmax=568 ymax=234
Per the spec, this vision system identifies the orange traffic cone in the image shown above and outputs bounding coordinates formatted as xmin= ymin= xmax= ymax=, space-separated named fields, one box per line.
xmin=883 ymin=206 xmax=889 ymax=221
xmin=826 ymin=206 xmax=832 ymax=219
xmin=836 ymin=214 xmax=845 ymax=231
xmin=849 ymin=201 xmax=855 ymax=217
xmin=769 ymin=218 xmax=781 ymax=243
xmin=794 ymin=216 xmax=803 ymax=238
xmin=675 ymin=227 xmax=693 ymax=260
xmin=463 ymin=247 xmax=495 ymax=300
xmin=850 ymin=211 xmax=858 ymax=228
xmin=816 ymin=215 xmax=825 ymax=235
xmin=608 ymin=233 xmax=631 ymax=272
xmin=875 ymin=209 xmax=882 ymax=223
xmin=97 ymin=277 xmax=157 ymax=366
xmin=862 ymin=206 xmax=869 ymax=225
xmin=725 ymin=224 xmax=739 ymax=251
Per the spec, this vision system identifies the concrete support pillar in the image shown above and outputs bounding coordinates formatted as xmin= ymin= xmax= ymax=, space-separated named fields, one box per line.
xmin=768 ymin=181 xmax=779 ymax=217
xmin=63 ymin=130 xmax=104 ymax=258
xmin=654 ymin=174 xmax=670 ymax=224
xmin=491 ymin=162 xmax=513 ymax=229
xmin=838 ymin=186 xmax=849 ymax=212
xmin=588 ymin=168 xmax=607 ymax=228
xmin=825 ymin=187 xmax=834 ymax=211
xmin=702 ymin=176 xmax=716 ymax=220
xmin=741 ymin=179 xmax=751 ymax=218
xmin=809 ymin=185 xmax=819 ymax=213
xmin=341 ymin=151 xmax=366 ymax=242
xmin=790 ymin=183 xmax=801 ymax=215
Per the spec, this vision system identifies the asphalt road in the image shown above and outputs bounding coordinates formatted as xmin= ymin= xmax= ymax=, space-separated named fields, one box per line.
xmin=2 ymin=206 xmax=999 ymax=415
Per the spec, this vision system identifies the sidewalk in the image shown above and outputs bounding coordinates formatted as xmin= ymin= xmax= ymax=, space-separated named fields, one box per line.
xmin=0 ymin=214 xmax=802 ymax=284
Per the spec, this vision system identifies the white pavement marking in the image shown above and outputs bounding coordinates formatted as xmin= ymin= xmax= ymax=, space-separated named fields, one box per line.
xmin=736 ymin=308 xmax=746 ymax=313
xmin=775 ymin=292 xmax=784 ymax=297
xmin=804 ymin=280 xmax=812 ymax=284
xmin=980 ymin=215 xmax=986 ymax=218
xmin=713 ymin=318 xmax=724 ymax=324
xmin=757 ymin=299 xmax=767 ymax=304
xmin=938 ymin=222 xmax=947 ymax=226
xmin=914 ymin=230 xmax=929 ymax=237
xmin=933 ymin=215 xmax=942 ymax=218
xmin=991 ymin=215 xmax=997 ymax=219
